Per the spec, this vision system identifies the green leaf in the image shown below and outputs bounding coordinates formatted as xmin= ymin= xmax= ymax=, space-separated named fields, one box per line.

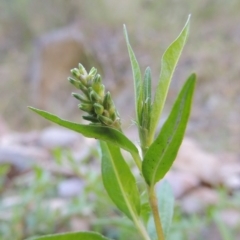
xmin=140 ymin=202 xmax=151 ymax=225
xmin=123 ymin=25 xmax=142 ymax=123
xmin=147 ymin=181 xmax=174 ymax=240
xmin=26 ymin=231 xmax=112 ymax=240
xmin=141 ymin=67 xmax=152 ymax=130
xmin=149 ymin=15 xmax=191 ymax=141
xmin=100 ymin=141 xmax=140 ymax=220
xmin=28 ymin=107 xmax=138 ymax=155
xmin=142 ymin=73 xmax=196 ymax=186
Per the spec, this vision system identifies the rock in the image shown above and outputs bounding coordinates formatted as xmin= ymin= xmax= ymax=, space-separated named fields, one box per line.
xmin=218 ymin=154 xmax=240 ymax=190
xmin=180 ymin=187 xmax=219 ymax=214
xmin=38 ymin=127 xmax=81 ymax=149
xmin=29 ymin=24 xmax=135 ymax=120
xmin=0 ymin=131 xmax=39 ymax=146
xmin=223 ymin=175 xmax=240 ymax=190
xmin=29 ymin=25 xmax=91 ymax=109
xmin=174 ymin=138 xmax=221 ymax=186
xmin=0 ymin=145 xmax=49 ymax=171
xmin=70 ymin=217 xmax=91 ymax=232
xmin=71 ymin=137 xmax=97 ymax=161
xmin=218 ymin=208 xmax=240 ymax=228
xmin=163 ymin=170 xmax=200 ymax=198
xmin=46 ymin=198 xmax=68 ymax=214
xmin=58 ymin=178 xmax=84 ymax=198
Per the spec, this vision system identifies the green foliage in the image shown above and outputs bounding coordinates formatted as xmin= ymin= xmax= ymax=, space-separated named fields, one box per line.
xmin=28 ymin=16 xmax=196 ymax=240
xmin=28 ymin=107 xmax=138 ymax=155
xmin=149 ymin=15 xmax=191 ymax=143
xmin=168 ymin=190 xmax=240 ymax=240
xmin=147 ymin=181 xmax=175 ymax=240
xmin=124 ymin=25 xmax=143 ymax=124
xmin=0 ymin=147 xmax=131 ymax=240
xmin=142 ymin=74 xmax=196 ymax=186
xmin=101 ymin=142 xmax=140 ymax=220
xmin=27 ymin=231 xmax=111 ymax=240
xmin=0 ymin=167 xmax=60 ymax=239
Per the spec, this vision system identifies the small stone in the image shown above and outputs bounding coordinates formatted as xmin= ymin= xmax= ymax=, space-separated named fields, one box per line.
xmin=0 ymin=145 xmax=49 ymax=171
xmin=58 ymin=178 xmax=84 ymax=198
xmin=180 ymin=187 xmax=219 ymax=214
xmin=218 ymin=160 xmax=240 ymax=190
xmin=163 ymin=170 xmax=200 ymax=198
xmin=223 ymin=175 xmax=240 ymax=190
xmin=219 ymin=208 xmax=240 ymax=228
xmin=70 ymin=217 xmax=91 ymax=232
xmin=174 ymin=138 xmax=221 ymax=186
xmin=38 ymin=127 xmax=80 ymax=149
xmin=0 ymin=131 xmax=39 ymax=146
xmin=47 ymin=198 xmax=68 ymax=213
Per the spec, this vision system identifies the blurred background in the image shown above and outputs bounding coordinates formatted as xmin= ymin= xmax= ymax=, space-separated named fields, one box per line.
xmin=0 ymin=0 xmax=240 ymax=239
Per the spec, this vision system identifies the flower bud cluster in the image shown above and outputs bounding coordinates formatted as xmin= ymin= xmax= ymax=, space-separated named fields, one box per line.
xmin=68 ymin=64 xmax=121 ymax=131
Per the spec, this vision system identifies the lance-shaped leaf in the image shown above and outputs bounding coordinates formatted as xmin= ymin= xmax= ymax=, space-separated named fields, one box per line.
xmin=142 ymin=73 xmax=196 ymax=186
xmin=26 ymin=231 xmax=112 ymax=240
xmin=147 ymin=181 xmax=174 ymax=240
xmin=139 ymin=67 xmax=152 ymax=152
xmin=149 ymin=15 xmax=191 ymax=141
xmin=123 ymin=25 xmax=142 ymax=123
xmin=101 ymin=141 xmax=141 ymax=220
xmin=28 ymin=107 xmax=138 ymax=155
xmin=141 ymin=67 xmax=152 ymax=130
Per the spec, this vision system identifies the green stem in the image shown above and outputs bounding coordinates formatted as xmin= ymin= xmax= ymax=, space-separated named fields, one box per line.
xmin=134 ymin=219 xmax=152 ymax=240
xmin=148 ymin=186 xmax=165 ymax=240
xmin=131 ymin=152 xmax=142 ymax=171
xmin=139 ymin=127 xmax=149 ymax=157
xmin=139 ymin=123 xmax=165 ymax=240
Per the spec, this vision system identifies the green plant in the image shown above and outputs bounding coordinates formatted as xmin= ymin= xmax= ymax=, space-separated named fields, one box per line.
xmin=0 ymin=147 xmax=122 ymax=240
xmin=27 ymin=15 xmax=196 ymax=240
xmin=0 ymin=166 xmax=60 ymax=240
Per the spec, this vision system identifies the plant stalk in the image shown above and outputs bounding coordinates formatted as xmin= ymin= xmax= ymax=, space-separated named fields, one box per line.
xmin=134 ymin=219 xmax=152 ymax=240
xmin=131 ymin=152 xmax=142 ymax=171
xmin=140 ymin=127 xmax=165 ymax=239
xmin=148 ymin=186 xmax=165 ymax=240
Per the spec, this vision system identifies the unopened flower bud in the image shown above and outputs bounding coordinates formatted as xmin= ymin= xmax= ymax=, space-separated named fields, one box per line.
xmin=78 ymin=75 xmax=87 ymax=86
xmin=103 ymin=92 xmax=112 ymax=109
xmin=78 ymin=63 xmax=87 ymax=75
xmin=71 ymin=68 xmax=80 ymax=78
xmin=82 ymin=115 xmax=99 ymax=123
xmin=89 ymin=67 xmax=97 ymax=77
xmin=68 ymin=78 xmax=89 ymax=95
xmin=68 ymin=77 xmax=81 ymax=89
xmin=112 ymin=118 xmax=121 ymax=130
xmin=72 ymin=92 xmax=90 ymax=103
xmin=78 ymin=103 xmax=93 ymax=113
xmin=98 ymin=115 xmax=113 ymax=126
xmin=92 ymin=74 xmax=105 ymax=97
xmin=102 ymin=110 xmax=110 ymax=118
xmin=93 ymin=74 xmax=102 ymax=84
xmin=93 ymin=103 xmax=104 ymax=115
xmin=103 ymin=92 xmax=115 ymax=115
xmin=110 ymin=111 xmax=118 ymax=121
xmin=69 ymin=63 xmax=121 ymax=131
xmin=90 ymin=89 xmax=102 ymax=103
xmin=98 ymin=85 xmax=105 ymax=98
